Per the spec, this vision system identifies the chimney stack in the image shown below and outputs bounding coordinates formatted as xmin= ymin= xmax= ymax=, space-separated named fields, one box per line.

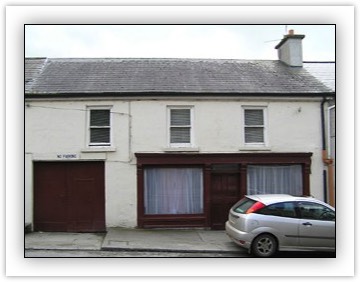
xmin=275 ymin=29 xmax=305 ymax=67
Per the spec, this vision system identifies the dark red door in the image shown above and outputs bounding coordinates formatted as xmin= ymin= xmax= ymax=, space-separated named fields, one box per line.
xmin=34 ymin=162 xmax=105 ymax=232
xmin=210 ymin=172 xmax=241 ymax=230
xmin=33 ymin=163 xmax=68 ymax=231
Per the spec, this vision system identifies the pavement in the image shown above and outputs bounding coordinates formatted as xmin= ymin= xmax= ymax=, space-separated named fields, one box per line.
xmin=25 ymin=227 xmax=246 ymax=254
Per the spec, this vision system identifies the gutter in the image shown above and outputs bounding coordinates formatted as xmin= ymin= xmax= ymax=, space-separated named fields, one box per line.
xmin=25 ymin=91 xmax=336 ymax=99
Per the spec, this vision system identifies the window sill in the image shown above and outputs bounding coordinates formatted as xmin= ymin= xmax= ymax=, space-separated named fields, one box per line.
xmin=81 ymin=147 xmax=116 ymax=153
xmin=162 ymin=147 xmax=200 ymax=152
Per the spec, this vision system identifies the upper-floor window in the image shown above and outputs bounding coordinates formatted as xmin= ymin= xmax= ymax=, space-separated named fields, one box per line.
xmin=243 ymin=107 xmax=267 ymax=145
xmin=168 ymin=107 xmax=193 ymax=147
xmin=88 ymin=108 xmax=111 ymax=146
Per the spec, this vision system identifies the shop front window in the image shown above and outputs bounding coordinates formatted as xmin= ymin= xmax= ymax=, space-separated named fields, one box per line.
xmin=247 ymin=164 xmax=303 ymax=195
xmin=144 ymin=167 xmax=203 ymax=215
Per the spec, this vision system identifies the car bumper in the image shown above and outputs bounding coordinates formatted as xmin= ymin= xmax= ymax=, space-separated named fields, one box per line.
xmin=225 ymin=221 xmax=252 ymax=250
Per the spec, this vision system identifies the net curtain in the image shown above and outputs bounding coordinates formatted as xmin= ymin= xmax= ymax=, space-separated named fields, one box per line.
xmin=144 ymin=168 xmax=204 ymax=215
xmin=247 ymin=165 xmax=303 ymax=195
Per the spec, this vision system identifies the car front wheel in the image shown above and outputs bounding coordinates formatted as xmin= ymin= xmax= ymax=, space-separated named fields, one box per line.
xmin=251 ymin=234 xmax=278 ymax=257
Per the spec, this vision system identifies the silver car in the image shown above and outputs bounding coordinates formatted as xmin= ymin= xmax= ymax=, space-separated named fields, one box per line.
xmin=225 ymin=194 xmax=335 ymax=257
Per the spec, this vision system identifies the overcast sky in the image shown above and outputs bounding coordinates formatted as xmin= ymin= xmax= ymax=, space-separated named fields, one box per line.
xmin=25 ymin=25 xmax=335 ymax=61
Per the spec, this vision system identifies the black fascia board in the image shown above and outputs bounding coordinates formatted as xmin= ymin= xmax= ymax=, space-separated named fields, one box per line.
xmin=25 ymin=91 xmax=335 ymax=99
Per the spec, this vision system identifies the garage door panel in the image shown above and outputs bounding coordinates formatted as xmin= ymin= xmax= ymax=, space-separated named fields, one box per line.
xmin=34 ymin=164 xmax=68 ymax=227
xmin=35 ymin=222 xmax=68 ymax=232
xmin=34 ymin=162 xmax=105 ymax=232
xmin=67 ymin=162 xmax=105 ymax=230
xmin=68 ymin=179 xmax=97 ymax=232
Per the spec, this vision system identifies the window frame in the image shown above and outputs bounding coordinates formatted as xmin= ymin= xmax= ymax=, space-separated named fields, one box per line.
xmin=242 ymin=106 xmax=268 ymax=147
xmin=87 ymin=106 xmax=112 ymax=147
xmin=167 ymin=106 xmax=194 ymax=148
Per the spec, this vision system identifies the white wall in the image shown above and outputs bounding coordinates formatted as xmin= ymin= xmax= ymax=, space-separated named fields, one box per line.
xmin=130 ymin=99 xmax=322 ymax=152
xmin=25 ymin=153 xmax=33 ymax=224
xmin=25 ymin=97 xmax=325 ymax=227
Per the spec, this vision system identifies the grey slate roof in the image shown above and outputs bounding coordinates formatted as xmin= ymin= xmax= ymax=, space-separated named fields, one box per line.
xmin=25 ymin=58 xmax=47 ymax=92
xmin=25 ymin=58 xmax=334 ymax=97
xmin=303 ymin=62 xmax=335 ymax=92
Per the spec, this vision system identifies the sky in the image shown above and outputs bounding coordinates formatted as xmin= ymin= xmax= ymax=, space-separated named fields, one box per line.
xmin=25 ymin=25 xmax=335 ymax=61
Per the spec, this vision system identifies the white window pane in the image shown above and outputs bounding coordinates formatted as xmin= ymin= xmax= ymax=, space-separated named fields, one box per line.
xmin=245 ymin=109 xmax=264 ymax=126
xmin=90 ymin=128 xmax=110 ymax=144
xmin=90 ymin=110 xmax=110 ymax=126
xmin=170 ymin=127 xmax=191 ymax=143
xmin=245 ymin=127 xmax=264 ymax=143
xmin=171 ymin=109 xmax=191 ymax=126
xmin=89 ymin=109 xmax=111 ymax=146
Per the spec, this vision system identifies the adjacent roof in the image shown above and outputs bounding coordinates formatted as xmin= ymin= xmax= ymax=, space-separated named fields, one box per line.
xmin=25 ymin=57 xmax=47 ymax=92
xmin=303 ymin=62 xmax=335 ymax=91
xmin=25 ymin=57 xmax=334 ymax=97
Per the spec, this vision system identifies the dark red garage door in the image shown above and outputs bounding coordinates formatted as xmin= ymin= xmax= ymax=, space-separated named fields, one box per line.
xmin=34 ymin=162 xmax=105 ymax=232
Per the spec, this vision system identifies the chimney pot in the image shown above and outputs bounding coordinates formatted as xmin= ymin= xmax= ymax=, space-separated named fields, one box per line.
xmin=288 ymin=29 xmax=294 ymax=35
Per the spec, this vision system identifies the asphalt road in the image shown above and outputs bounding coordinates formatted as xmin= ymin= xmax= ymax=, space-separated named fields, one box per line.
xmin=25 ymin=249 xmax=335 ymax=258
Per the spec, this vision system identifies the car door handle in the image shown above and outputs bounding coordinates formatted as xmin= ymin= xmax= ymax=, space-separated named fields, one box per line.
xmin=302 ymin=222 xmax=312 ymax=226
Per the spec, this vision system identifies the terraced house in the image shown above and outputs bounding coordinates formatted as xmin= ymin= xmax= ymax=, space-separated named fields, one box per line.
xmin=25 ymin=31 xmax=335 ymax=232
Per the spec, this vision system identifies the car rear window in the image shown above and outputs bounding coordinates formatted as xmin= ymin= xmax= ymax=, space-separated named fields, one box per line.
xmin=256 ymin=202 xmax=297 ymax=218
xmin=233 ymin=197 xmax=257 ymax=214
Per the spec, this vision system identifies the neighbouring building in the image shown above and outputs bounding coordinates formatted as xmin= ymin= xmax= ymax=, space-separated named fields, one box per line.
xmin=25 ymin=31 xmax=335 ymax=232
xmin=304 ymin=61 xmax=335 ymax=205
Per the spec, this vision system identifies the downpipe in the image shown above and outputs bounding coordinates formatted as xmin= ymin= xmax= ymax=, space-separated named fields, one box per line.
xmin=321 ymin=98 xmax=335 ymax=207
